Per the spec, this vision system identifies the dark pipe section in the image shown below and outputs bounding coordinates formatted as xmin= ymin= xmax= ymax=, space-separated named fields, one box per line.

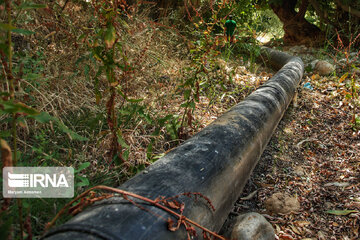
xmin=43 ymin=48 xmax=303 ymax=240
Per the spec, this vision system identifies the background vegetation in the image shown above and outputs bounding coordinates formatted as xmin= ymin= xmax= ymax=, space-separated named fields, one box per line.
xmin=0 ymin=0 xmax=359 ymax=239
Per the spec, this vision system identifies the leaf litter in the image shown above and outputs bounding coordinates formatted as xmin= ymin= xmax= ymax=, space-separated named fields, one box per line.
xmin=224 ymin=49 xmax=360 ymax=240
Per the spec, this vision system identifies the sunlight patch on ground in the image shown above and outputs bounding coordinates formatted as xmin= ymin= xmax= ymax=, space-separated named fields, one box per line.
xmin=256 ymin=33 xmax=272 ymax=43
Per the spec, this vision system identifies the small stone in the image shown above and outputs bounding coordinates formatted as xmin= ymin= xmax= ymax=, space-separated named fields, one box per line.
xmin=314 ymin=60 xmax=335 ymax=76
xmin=293 ymin=166 xmax=305 ymax=176
xmin=264 ymin=192 xmax=300 ymax=214
xmin=230 ymin=213 xmax=275 ymax=240
xmin=310 ymin=60 xmax=319 ymax=70
xmin=324 ymin=202 xmax=333 ymax=209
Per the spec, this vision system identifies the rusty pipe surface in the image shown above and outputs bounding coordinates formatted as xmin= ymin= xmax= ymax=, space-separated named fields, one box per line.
xmin=43 ymin=48 xmax=303 ymax=240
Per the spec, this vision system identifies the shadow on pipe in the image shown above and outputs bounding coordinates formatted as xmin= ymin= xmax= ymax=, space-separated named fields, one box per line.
xmin=43 ymin=48 xmax=304 ymax=240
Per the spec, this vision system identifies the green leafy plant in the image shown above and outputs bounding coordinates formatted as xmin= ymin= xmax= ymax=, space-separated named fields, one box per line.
xmin=0 ymin=1 xmax=88 ymax=239
xmin=0 ymin=2 xmax=48 ymax=239
xmin=176 ymin=2 xmax=231 ymax=139
xmin=74 ymin=162 xmax=91 ymax=188
xmin=79 ymin=1 xmax=143 ymax=164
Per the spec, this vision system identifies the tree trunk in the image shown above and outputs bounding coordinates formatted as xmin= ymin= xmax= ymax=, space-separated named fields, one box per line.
xmin=270 ymin=0 xmax=324 ymax=46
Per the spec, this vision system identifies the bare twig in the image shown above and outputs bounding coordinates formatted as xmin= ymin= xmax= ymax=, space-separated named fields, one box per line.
xmin=45 ymin=185 xmax=225 ymax=240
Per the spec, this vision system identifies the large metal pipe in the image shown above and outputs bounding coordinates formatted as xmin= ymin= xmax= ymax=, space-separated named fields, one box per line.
xmin=43 ymin=48 xmax=303 ymax=240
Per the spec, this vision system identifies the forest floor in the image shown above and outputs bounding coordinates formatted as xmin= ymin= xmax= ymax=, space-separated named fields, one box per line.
xmin=2 ymin=3 xmax=360 ymax=239
xmin=224 ymin=46 xmax=360 ymax=240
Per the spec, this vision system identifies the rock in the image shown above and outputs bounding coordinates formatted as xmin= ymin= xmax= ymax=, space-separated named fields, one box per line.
xmin=264 ymin=192 xmax=300 ymax=214
xmin=229 ymin=213 xmax=275 ymax=240
xmin=293 ymin=166 xmax=305 ymax=176
xmin=310 ymin=60 xmax=319 ymax=70
xmin=314 ymin=60 xmax=335 ymax=75
xmin=324 ymin=202 xmax=333 ymax=209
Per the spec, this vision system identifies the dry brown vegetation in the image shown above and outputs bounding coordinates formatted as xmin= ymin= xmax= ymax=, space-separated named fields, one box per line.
xmin=1 ymin=1 xmax=360 ymax=239
xmin=8 ymin=1 xmax=268 ymax=174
